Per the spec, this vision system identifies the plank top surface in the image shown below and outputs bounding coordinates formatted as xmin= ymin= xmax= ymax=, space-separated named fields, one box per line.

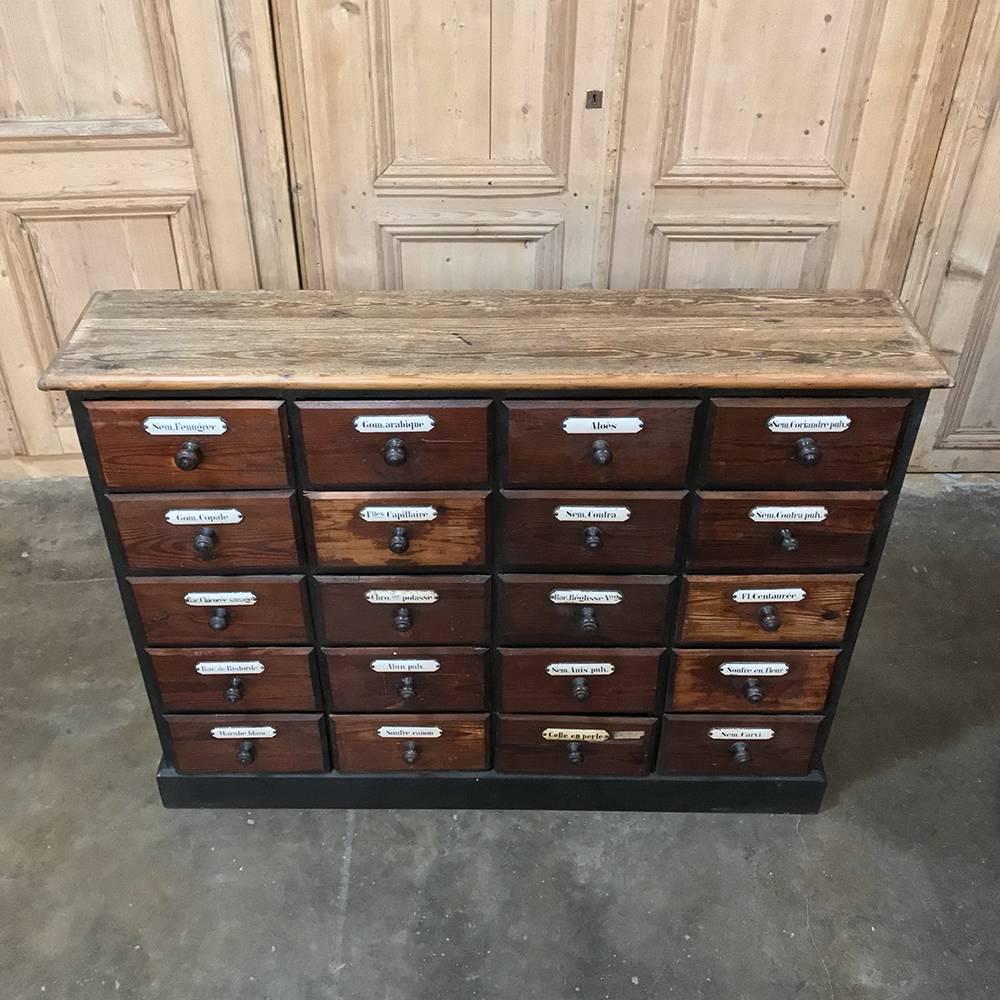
xmin=39 ymin=289 xmax=951 ymax=392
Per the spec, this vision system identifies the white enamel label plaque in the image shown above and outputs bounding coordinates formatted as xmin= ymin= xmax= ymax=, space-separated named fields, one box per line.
xmin=164 ymin=508 xmax=244 ymax=526
xmin=359 ymin=506 xmax=438 ymax=522
xmin=545 ymin=662 xmax=616 ymax=677
xmin=749 ymin=506 xmax=828 ymax=523
xmin=554 ymin=506 xmax=631 ymax=522
xmin=378 ymin=726 xmax=442 ymax=739
xmin=766 ymin=414 xmax=851 ymax=433
xmin=549 ymin=589 xmax=623 ymax=605
xmin=562 ymin=416 xmax=644 ymax=434
xmin=719 ymin=662 xmax=789 ymax=677
xmin=731 ymin=588 xmax=806 ymax=604
xmin=211 ymin=726 xmax=276 ymax=739
xmin=143 ymin=416 xmax=227 ymax=436
xmin=370 ymin=659 xmax=440 ymax=673
xmin=184 ymin=591 xmax=257 ymax=607
xmin=353 ymin=414 xmax=435 ymax=433
xmin=542 ymin=728 xmax=609 ymax=742
xmin=709 ymin=727 xmax=775 ymax=741
xmin=365 ymin=589 xmax=438 ymax=604
xmin=195 ymin=660 xmax=265 ymax=675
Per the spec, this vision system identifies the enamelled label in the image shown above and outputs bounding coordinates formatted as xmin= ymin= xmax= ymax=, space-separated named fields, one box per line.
xmin=378 ymin=726 xmax=442 ymax=739
xmin=184 ymin=591 xmax=257 ymax=607
xmin=365 ymin=589 xmax=438 ymax=604
xmin=731 ymin=588 xmax=805 ymax=604
xmin=549 ymin=589 xmax=623 ymax=605
xmin=143 ymin=416 xmax=227 ymax=436
xmin=709 ymin=727 xmax=775 ymax=741
xmin=353 ymin=414 xmax=435 ymax=433
xmin=164 ymin=508 xmax=244 ymax=526
xmin=562 ymin=416 xmax=644 ymax=434
xmin=195 ymin=660 xmax=265 ymax=675
xmin=359 ymin=506 xmax=438 ymax=522
xmin=370 ymin=659 xmax=441 ymax=673
xmin=719 ymin=661 xmax=789 ymax=677
xmin=766 ymin=414 xmax=851 ymax=433
xmin=211 ymin=726 xmax=276 ymax=739
xmin=749 ymin=506 xmax=828 ymax=523
xmin=554 ymin=506 xmax=631 ymax=522
xmin=546 ymin=662 xmax=616 ymax=676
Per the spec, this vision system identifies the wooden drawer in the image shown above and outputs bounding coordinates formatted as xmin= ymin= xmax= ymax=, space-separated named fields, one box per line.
xmin=689 ymin=491 xmax=884 ymax=570
xmin=497 ymin=574 xmax=673 ymax=645
xmin=670 ymin=649 xmax=838 ymax=712
xmin=324 ymin=646 xmax=487 ymax=711
xmin=149 ymin=647 xmax=317 ymax=712
xmin=315 ymin=574 xmax=491 ymax=645
xmin=330 ymin=713 xmax=489 ymax=772
xmin=306 ymin=490 xmax=488 ymax=569
xmin=297 ymin=400 xmax=490 ymax=486
xmin=496 ymin=715 xmax=658 ymax=776
xmin=498 ymin=648 xmax=663 ymax=714
xmin=110 ymin=491 xmax=300 ymax=570
xmin=86 ymin=400 xmax=289 ymax=489
xmin=504 ymin=400 xmax=697 ymax=487
xmin=677 ymin=574 xmax=861 ymax=645
xmin=658 ymin=714 xmax=821 ymax=775
xmin=500 ymin=490 xmax=684 ymax=569
xmin=705 ymin=398 xmax=909 ymax=486
xmin=166 ymin=713 xmax=327 ymax=773
xmin=129 ymin=575 xmax=310 ymax=645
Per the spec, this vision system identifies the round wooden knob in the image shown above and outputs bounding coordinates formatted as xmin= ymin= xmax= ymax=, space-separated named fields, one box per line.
xmin=192 ymin=526 xmax=218 ymax=560
xmin=401 ymin=740 xmax=419 ymax=764
xmin=758 ymin=604 xmax=780 ymax=632
xmin=582 ymin=526 xmax=602 ymax=550
xmin=744 ymin=678 xmax=765 ymax=704
xmin=236 ymin=740 xmax=255 ymax=766
xmin=566 ymin=741 xmax=585 ymax=764
xmin=388 ymin=526 xmax=409 ymax=554
xmin=174 ymin=440 xmax=202 ymax=471
xmin=208 ymin=607 xmax=230 ymax=632
xmin=731 ymin=741 xmax=751 ymax=765
xmin=591 ymin=439 xmax=612 ymax=465
xmin=778 ymin=527 xmax=799 ymax=553
xmin=578 ymin=605 xmax=599 ymax=632
xmin=794 ymin=436 xmax=821 ymax=466
xmin=223 ymin=677 xmax=244 ymax=703
xmin=393 ymin=606 xmax=413 ymax=633
xmin=571 ymin=677 xmax=591 ymax=701
xmin=383 ymin=437 xmax=407 ymax=466
xmin=398 ymin=675 xmax=416 ymax=701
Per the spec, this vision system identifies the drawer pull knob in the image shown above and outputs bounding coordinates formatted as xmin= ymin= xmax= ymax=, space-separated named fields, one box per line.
xmin=236 ymin=740 xmax=255 ymax=766
xmin=578 ymin=605 xmax=599 ymax=632
xmin=571 ymin=677 xmax=591 ymax=701
xmin=582 ymin=526 xmax=603 ymax=550
xmin=758 ymin=604 xmax=780 ymax=633
xmin=393 ymin=606 xmax=413 ymax=633
xmin=794 ymin=436 xmax=822 ymax=466
xmin=398 ymin=675 xmax=416 ymax=701
xmin=174 ymin=440 xmax=203 ymax=471
xmin=744 ymin=678 xmax=765 ymax=704
xmin=383 ymin=437 xmax=407 ymax=466
xmin=591 ymin=439 xmax=612 ymax=465
xmin=778 ymin=527 xmax=800 ymax=553
xmin=388 ymin=526 xmax=410 ymax=554
xmin=401 ymin=740 xmax=419 ymax=764
xmin=223 ymin=677 xmax=244 ymax=703
xmin=731 ymin=741 xmax=751 ymax=765
xmin=192 ymin=527 xmax=218 ymax=560
xmin=208 ymin=607 xmax=230 ymax=632
xmin=566 ymin=741 xmax=585 ymax=764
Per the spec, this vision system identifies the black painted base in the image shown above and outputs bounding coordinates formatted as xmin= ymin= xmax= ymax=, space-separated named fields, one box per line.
xmin=156 ymin=764 xmax=826 ymax=813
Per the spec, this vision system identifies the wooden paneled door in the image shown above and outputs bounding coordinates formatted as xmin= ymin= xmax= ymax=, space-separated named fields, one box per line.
xmin=0 ymin=0 xmax=296 ymax=475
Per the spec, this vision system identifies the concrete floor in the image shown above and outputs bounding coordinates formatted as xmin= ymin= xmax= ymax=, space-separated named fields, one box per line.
xmin=1 ymin=476 xmax=997 ymax=1000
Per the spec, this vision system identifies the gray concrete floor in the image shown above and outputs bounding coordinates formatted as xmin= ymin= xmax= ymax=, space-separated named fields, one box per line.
xmin=1 ymin=476 xmax=998 ymax=1000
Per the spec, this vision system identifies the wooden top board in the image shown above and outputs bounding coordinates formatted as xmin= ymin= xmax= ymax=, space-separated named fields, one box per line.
xmin=39 ymin=289 xmax=951 ymax=392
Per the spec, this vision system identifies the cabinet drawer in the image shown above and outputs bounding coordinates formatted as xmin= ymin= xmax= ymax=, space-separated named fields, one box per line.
xmin=306 ymin=490 xmax=488 ymax=569
xmin=315 ymin=574 xmax=491 ymax=645
xmin=496 ymin=715 xmax=658 ymax=775
xmin=670 ymin=649 xmax=838 ymax=712
xmin=497 ymin=574 xmax=673 ymax=645
xmin=324 ymin=646 xmax=487 ymax=711
xmin=110 ymin=491 xmax=300 ymax=570
xmin=677 ymin=575 xmax=861 ymax=645
xmin=149 ymin=647 xmax=317 ymax=712
xmin=500 ymin=490 xmax=684 ymax=569
xmin=689 ymin=491 xmax=884 ymax=570
xmin=658 ymin=714 xmax=821 ymax=775
xmin=86 ymin=400 xmax=289 ymax=489
xmin=705 ymin=398 xmax=908 ymax=486
xmin=297 ymin=400 xmax=490 ymax=486
xmin=166 ymin=713 xmax=327 ymax=773
xmin=498 ymin=648 xmax=663 ymax=714
xmin=129 ymin=575 xmax=310 ymax=645
xmin=504 ymin=400 xmax=696 ymax=487
xmin=330 ymin=713 xmax=489 ymax=772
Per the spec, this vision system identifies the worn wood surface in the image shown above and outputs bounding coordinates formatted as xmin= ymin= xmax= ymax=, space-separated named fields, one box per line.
xmin=40 ymin=290 xmax=950 ymax=391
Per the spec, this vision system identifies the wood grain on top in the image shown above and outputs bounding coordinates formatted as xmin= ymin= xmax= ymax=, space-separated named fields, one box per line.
xmin=39 ymin=289 xmax=951 ymax=391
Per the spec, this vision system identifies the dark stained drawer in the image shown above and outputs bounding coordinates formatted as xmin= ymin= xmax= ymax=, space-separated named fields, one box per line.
xmin=689 ymin=491 xmax=884 ymax=570
xmin=504 ymin=400 xmax=697 ymax=487
xmin=670 ymin=649 xmax=838 ymax=713
xmin=330 ymin=713 xmax=489 ymax=772
xmin=497 ymin=574 xmax=673 ymax=645
xmin=110 ymin=491 xmax=300 ymax=570
xmin=496 ymin=715 xmax=658 ymax=775
xmin=86 ymin=400 xmax=290 ymax=489
xmin=498 ymin=648 xmax=663 ymax=714
xmin=306 ymin=490 xmax=488 ymax=569
xmin=324 ymin=646 xmax=487 ymax=711
xmin=658 ymin=714 xmax=821 ymax=775
xmin=315 ymin=574 xmax=491 ymax=645
xmin=500 ymin=490 xmax=684 ymax=569
xmin=705 ymin=398 xmax=909 ymax=486
xmin=297 ymin=400 xmax=490 ymax=486
xmin=129 ymin=575 xmax=310 ymax=645
xmin=676 ymin=574 xmax=861 ymax=646
xmin=166 ymin=713 xmax=327 ymax=773
xmin=149 ymin=647 xmax=317 ymax=712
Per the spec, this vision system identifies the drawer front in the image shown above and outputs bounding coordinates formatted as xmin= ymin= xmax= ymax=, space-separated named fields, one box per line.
xmin=330 ymin=713 xmax=489 ymax=771
xmin=86 ymin=400 xmax=289 ymax=489
xmin=658 ymin=714 xmax=821 ymax=775
xmin=689 ymin=491 xmax=884 ymax=570
xmin=497 ymin=574 xmax=673 ymax=645
xmin=677 ymin=574 xmax=861 ymax=645
xmin=324 ymin=646 xmax=487 ymax=711
xmin=110 ymin=491 xmax=300 ymax=570
xmin=306 ymin=490 xmax=488 ymax=569
xmin=498 ymin=648 xmax=664 ymax=714
xmin=500 ymin=490 xmax=684 ymax=569
xmin=129 ymin=575 xmax=310 ymax=645
xmin=166 ymin=713 xmax=326 ymax=773
xmin=315 ymin=574 xmax=491 ymax=645
xmin=670 ymin=649 xmax=838 ymax=712
xmin=297 ymin=400 xmax=490 ymax=486
xmin=149 ymin=647 xmax=317 ymax=712
xmin=504 ymin=400 xmax=697 ymax=487
xmin=496 ymin=715 xmax=658 ymax=775
xmin=705 ymin=398 xmax=909 ymax=486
